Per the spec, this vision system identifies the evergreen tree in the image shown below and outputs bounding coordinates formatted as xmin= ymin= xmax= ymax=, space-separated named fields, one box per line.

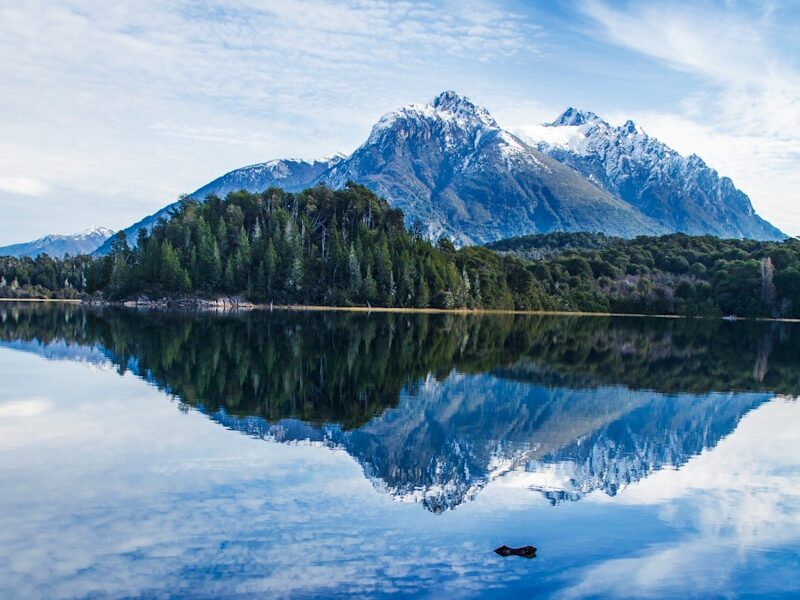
xmin=160 ymin=241 xmax=186 ymax=292
xmin=265 ymin=239 xmax=277 ymax=296
xmin=348 ymin=245 xmax=362 ymax=301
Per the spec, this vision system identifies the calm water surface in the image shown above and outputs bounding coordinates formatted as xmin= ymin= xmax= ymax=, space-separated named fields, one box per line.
xmin=1 ymin=303 xmax=799 ymax=598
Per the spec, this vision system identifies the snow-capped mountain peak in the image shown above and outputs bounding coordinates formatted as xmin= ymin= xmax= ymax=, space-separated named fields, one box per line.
xmin=549 ymin=107 xmax=605 ymax=127
xmin=367 ymin=91 xmax=498 ymax=145
xmin=321 ymin=91 xmax=663 ymax=245
xmin=75 ymin=226 xmax=115 ymax=239
xmin=430 ymin=90 xmax=497 ymax=127
xmin=524 ymin=107 xmax=783 ymax=239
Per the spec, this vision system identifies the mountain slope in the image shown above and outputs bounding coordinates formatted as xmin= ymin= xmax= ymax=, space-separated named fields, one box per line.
xmin=93 ymin=156 xmax=343 ymax=255
xmin=191 ymin=154 xmax=345 ymax=200
xmin=524 ymin=108 xmax=784 ymax=240
xmin=319 ymin=91 xmax=665 ymax=245
xmin=0 ymin=227 xmax=113 ymax=258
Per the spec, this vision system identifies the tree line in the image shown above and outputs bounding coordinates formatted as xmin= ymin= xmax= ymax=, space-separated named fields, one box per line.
xmin=489 ymin=232 xmax=800 ymax=317
xmin=1 ymin=183 xmax=799 ymax=317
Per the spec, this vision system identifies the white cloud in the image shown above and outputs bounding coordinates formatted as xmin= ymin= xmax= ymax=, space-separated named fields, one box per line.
xmin=0 ymin=397 xmax=51 ymax=418
xmin=581 ymin=1 xmax=800 ymax=235
xmin=0 ymin=177 xmax=49 ymax=197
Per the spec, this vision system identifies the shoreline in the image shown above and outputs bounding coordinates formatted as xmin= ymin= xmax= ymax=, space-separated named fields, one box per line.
xmin=0 ymin=297 xmax=82 ymax=303
xmin=266 ymin=303 xmax=688 ymax=319
xmin=3 ymin=297 xmax=800 ymax=322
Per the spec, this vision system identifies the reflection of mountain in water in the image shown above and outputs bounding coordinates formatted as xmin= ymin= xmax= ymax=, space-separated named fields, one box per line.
xmin=210 ymin=374 xmax=769 ymax=512
xmin=0 ymin=303 xmax=795 ymax=511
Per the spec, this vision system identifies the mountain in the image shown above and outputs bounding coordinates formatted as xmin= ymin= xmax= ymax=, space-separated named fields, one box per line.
xmin=0 ymin=226 xmax=114 ymax=258
xmin=524 ymin=108 xmax=784 ymax=240
xmin=193 ymin=153 xmax=346 ymax=200
xmin=93 ymin=155 xmax=344 ymax=255
xmin=94 ymin=91 xmax=784 ymax=254
xmin=318 ymin=91 xmax=664 ymax=245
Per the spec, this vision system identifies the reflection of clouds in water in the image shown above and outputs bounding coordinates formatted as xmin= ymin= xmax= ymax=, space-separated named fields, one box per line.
xmin=2 ymin=347 xmax=799 ymax=598
xmin=1 ymin=467 xmax=515 ymax=598
xmin=558 ymin=398 xmax=800 ymax=599
xmin=0 ymin=397 xmax=50 ymax=418
xmin=0 ymin=358 xmax=526 ymax=599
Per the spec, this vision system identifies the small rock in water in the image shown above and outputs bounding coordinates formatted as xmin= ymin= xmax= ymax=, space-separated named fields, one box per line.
xmin=494 ymin=545 xmax=537 ymax=559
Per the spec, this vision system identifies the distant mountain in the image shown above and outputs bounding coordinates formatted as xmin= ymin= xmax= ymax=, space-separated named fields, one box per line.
xmin=94 ymin=91 xmax=784 ymax=254
xmin=523 ymin=108 xmax=784 ymax=240
xmin=0 ymin=227 xmax=113 ymax=258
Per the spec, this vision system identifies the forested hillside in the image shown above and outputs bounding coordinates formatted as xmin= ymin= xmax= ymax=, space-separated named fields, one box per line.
xmin=1 ymin=184 xmax=799 ymax=317
xmin=488 ymin=233 xmax=800 ymax=317
xmin=1 ymin=184 xmax=543 ymax=310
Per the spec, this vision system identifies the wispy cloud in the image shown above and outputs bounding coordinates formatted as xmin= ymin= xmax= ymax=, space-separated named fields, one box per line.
xmin=0 ymin=0 xmax=538 ymax=244
xmin=0 ymin=397 xmax=51 ymax=418
xmin=582 ymin=0 xmax=800 ymax=234
xmin=0 ymin=176 xmax=49 ymax=197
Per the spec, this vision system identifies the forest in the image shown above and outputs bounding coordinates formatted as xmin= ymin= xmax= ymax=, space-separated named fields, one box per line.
xmin=1 ymin=183 xmax=799 ymax=317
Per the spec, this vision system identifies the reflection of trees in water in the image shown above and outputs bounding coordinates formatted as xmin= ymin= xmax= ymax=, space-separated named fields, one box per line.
xmin=1 ymin=302 xmax=795 ymax=511
xmin=1 ymin=303 xmax=799 ymax=428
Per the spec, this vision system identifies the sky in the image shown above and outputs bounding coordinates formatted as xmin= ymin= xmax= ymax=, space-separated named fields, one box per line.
xmin=0 ymin=0 xmax=798 ymax=245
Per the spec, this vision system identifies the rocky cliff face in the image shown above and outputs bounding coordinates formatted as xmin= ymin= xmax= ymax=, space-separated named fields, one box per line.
xmin=525 ymin=108 xmax=784 ymax=240
xmin=318 ymin=91 xmax=664 ymax=245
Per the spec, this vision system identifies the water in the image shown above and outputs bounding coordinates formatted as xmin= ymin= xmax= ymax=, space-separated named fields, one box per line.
xmin=0 ymin=302 xmax=799 ymax=599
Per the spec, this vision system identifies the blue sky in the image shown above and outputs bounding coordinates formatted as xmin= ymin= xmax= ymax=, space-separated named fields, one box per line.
xmin=0 ymin=0 xmax=798 ymax=244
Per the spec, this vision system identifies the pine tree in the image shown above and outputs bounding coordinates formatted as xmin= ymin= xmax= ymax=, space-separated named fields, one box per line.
xmin=416 ymin=270 xmax=430 ymax=308
xmin=109 ymin=253 xmax=131 ymax=298
xmin=160 ymin=241 xmax=185 ymax=292
xmin=223 ymin=259 xmax=234 ymax=292
xmin=233 ymin=227 xmax=251 ymax=289
xmin=374 ymin=233 xmax=393 ymax=299
xmin=215 ymin=219 xmax=228 ymax=257
xmin=362 ymin=264 xmax=378 ymax=303
xmin=196 ymin=218 xmax=218 ymax=289
xmin=209 ymin=240 xmax=222 ymax=289
xmin=348 ymin=245 xmax=362 ymax=301
xmin=265 ymin=239 xmax=277 ymax=296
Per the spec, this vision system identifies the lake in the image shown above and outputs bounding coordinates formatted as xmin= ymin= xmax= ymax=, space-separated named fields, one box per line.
xmin=1 ymin=302 xmax=799 ymax=599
